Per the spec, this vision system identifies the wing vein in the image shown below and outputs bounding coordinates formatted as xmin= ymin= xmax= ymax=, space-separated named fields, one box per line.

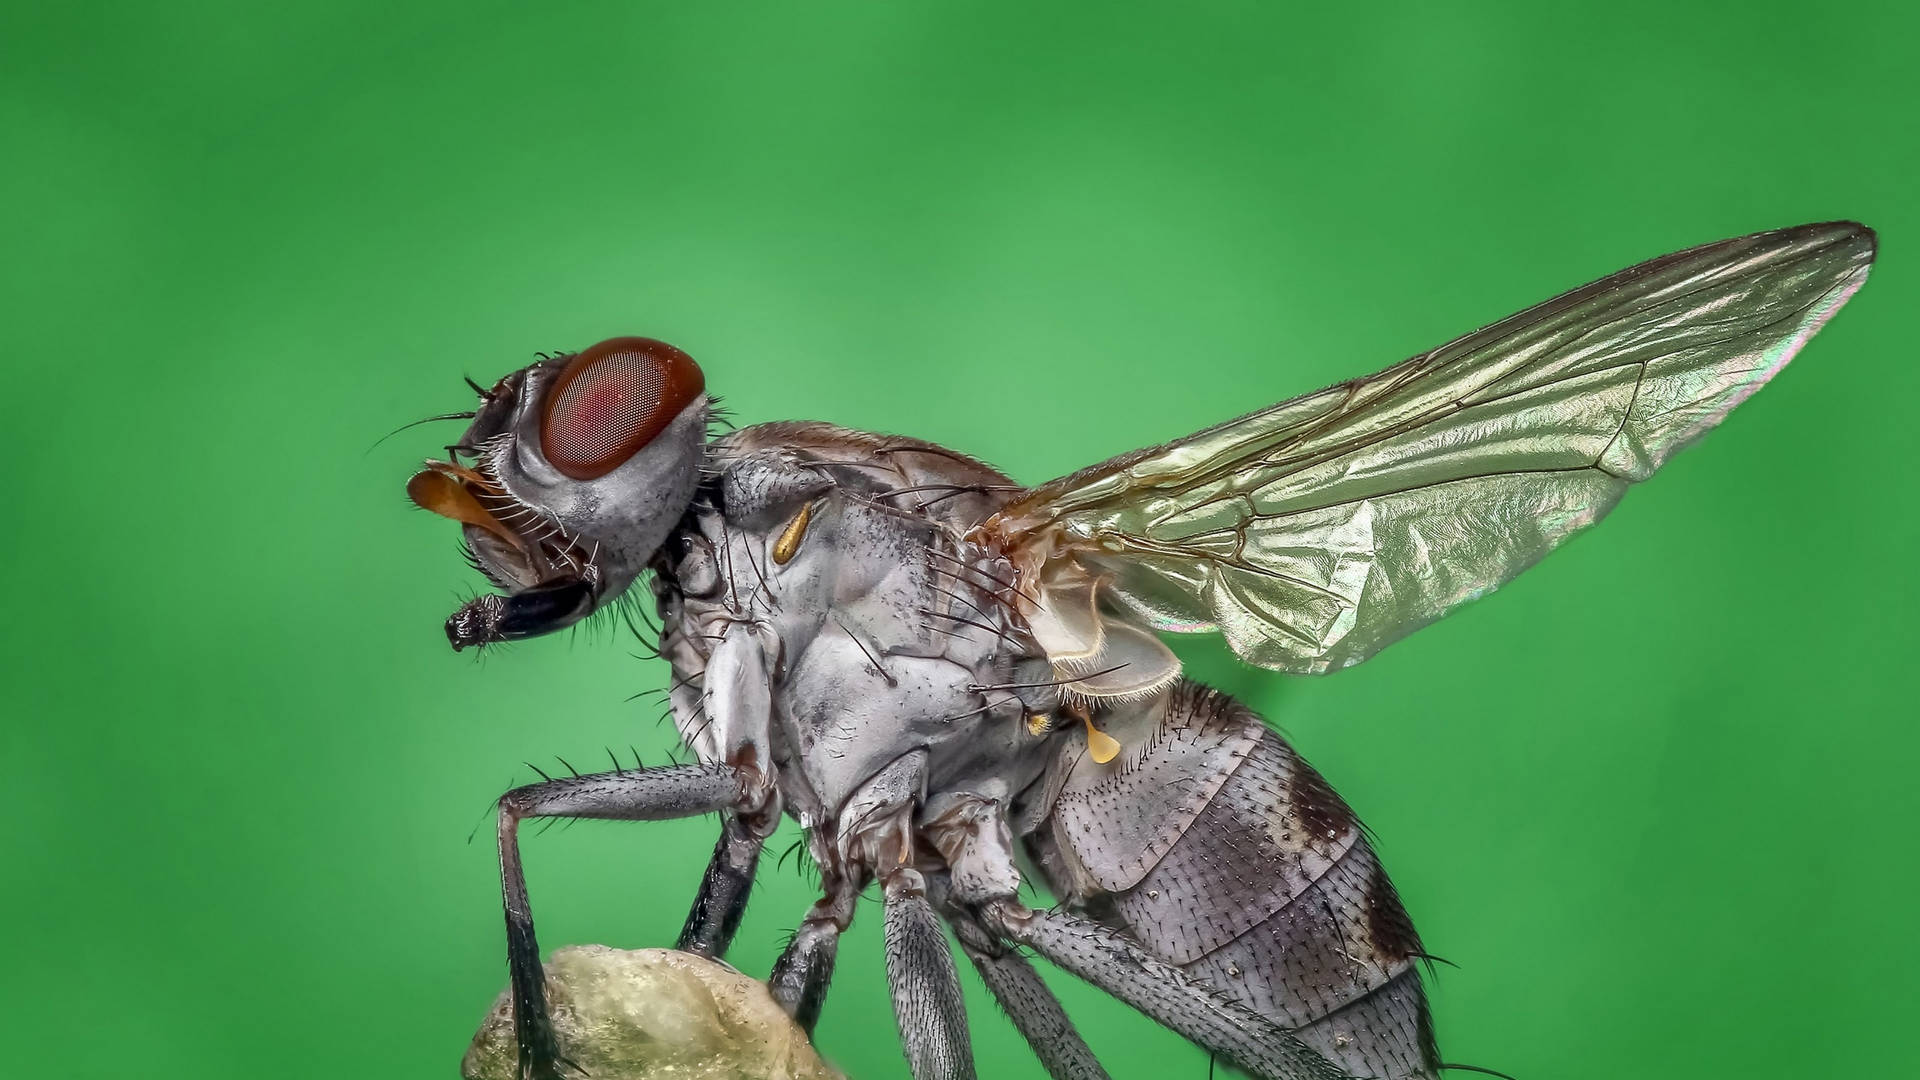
xmin=982 ymin=223 xmax=1873 ymax=678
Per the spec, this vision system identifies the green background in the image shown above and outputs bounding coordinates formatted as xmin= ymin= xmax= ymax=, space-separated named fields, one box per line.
xmin=6 ymin=3 xmax=1916 ymax=1078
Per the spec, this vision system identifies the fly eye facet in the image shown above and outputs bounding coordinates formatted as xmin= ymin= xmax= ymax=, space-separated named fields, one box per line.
xmin=540 ymin=337 xmax=704 ymax=480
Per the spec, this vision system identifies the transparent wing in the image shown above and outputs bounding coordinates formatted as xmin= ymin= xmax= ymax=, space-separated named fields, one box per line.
xmin=979 ymin=221 xmax=1875 ymax=679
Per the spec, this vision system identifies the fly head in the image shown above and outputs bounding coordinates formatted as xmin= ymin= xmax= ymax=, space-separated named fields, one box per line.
xmin=405 ymin=336 xmax=709 ymax=650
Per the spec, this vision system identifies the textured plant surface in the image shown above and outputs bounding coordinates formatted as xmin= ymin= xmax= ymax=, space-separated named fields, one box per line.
xmin=462 ymin=946 xmax=841 ymax=1080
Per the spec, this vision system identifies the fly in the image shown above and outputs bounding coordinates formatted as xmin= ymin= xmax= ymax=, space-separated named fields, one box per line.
xmin=402 ymin=222 xmax=1875 ymax=1080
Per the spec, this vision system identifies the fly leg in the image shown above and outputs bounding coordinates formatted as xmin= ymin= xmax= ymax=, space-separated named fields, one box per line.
xmin=675 ymin=813 xmax=764 ymax=958
xmin=833 ymin=764 xmax=974 ymax=1080
xmin=978 ymin=901 xmax=1351 ymax=1080
xmin=767 ymin=865 xmax=858 ymax=1032
xmin=671 ymin=617 xmax=785 ymax=962
xmin=883 ymin=866 xmax=976 ymax=1080
xmin=948 ymin=913 xmax=1110 ymax=1080
xmin=923 ymin=793 xmax=1104 ymax=1080
xmin=496 ymin=763 xmax=748 ymax=1080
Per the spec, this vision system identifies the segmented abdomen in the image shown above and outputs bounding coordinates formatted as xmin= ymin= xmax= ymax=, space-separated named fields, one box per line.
xmin=1030 ymin=682 xmax=1440 ymax=1079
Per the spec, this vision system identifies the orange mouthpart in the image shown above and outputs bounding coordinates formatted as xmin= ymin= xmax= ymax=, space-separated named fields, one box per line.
xmin=405 ymin=462 xmax=527 ymax=552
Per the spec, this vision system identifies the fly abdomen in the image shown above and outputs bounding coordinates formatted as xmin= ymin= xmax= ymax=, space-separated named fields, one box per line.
xmin=1031 ymin=682 xmax=1441 ymax=1080
xmin=1168 ymin=758 xmax=1434 ymax=1078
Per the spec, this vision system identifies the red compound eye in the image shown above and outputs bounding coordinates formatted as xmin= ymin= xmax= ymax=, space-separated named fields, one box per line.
xmin=539 ymin=337 xmax=704 ymax=480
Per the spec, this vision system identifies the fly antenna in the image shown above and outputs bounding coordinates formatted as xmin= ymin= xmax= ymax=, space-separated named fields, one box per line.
xmin=365 ymin=411 xmax=477 ymax=454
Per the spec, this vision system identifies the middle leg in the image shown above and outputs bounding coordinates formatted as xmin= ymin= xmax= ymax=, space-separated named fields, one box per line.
xmin=883 ymin=866 xmax=976 ymax=1080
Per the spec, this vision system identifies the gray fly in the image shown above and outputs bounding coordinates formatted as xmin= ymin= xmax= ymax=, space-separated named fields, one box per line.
xmin=403 ymin=221 xmax=1875 ymax=1080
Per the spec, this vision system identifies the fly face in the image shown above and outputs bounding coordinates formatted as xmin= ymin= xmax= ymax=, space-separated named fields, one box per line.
xmin=406 ymin=336 xmax=709 ymax=649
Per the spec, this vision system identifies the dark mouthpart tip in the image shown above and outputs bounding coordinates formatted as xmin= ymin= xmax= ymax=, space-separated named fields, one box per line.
xmin=446 ymin=593 xmax=507 ymax=651
xmin=445 ymin=620 xmax=477 ymax=651
xmin=444 ymin=581 xmax=596 ymax=651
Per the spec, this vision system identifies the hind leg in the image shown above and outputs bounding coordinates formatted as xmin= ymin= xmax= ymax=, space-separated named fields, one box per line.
xmin=949 ymin=910 xmax=1110 ymax=1080
xmin=979 ymin=901 xmax=1349 ymax=1080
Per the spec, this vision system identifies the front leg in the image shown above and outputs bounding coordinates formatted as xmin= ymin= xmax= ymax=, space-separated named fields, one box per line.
xmin=496 ymin=764 xmax=747 ymax=1080
xmin=670 ymin=616 xmax=783 ymax=963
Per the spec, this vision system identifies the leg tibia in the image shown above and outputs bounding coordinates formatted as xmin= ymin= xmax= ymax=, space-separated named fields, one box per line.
xmin=884 ymin=868 xmax=975 ymax=1080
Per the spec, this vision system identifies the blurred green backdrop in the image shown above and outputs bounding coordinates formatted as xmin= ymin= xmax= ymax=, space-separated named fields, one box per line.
xmin=6 ymin=3 xmax=1917 ymax=1078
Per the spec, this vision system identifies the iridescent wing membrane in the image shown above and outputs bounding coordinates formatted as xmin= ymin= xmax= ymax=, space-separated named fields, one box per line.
xmin=977 ymin=223 xmax=1874 ymax=688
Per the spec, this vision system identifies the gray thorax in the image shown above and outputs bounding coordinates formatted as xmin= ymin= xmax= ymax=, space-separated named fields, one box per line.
xmin=650 ymin=428 xmax=1063 ymax=896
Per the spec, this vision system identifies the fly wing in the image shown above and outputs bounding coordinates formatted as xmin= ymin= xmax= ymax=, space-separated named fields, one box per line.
xmin=977 ymin=222 xmax=1874 ymax=679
